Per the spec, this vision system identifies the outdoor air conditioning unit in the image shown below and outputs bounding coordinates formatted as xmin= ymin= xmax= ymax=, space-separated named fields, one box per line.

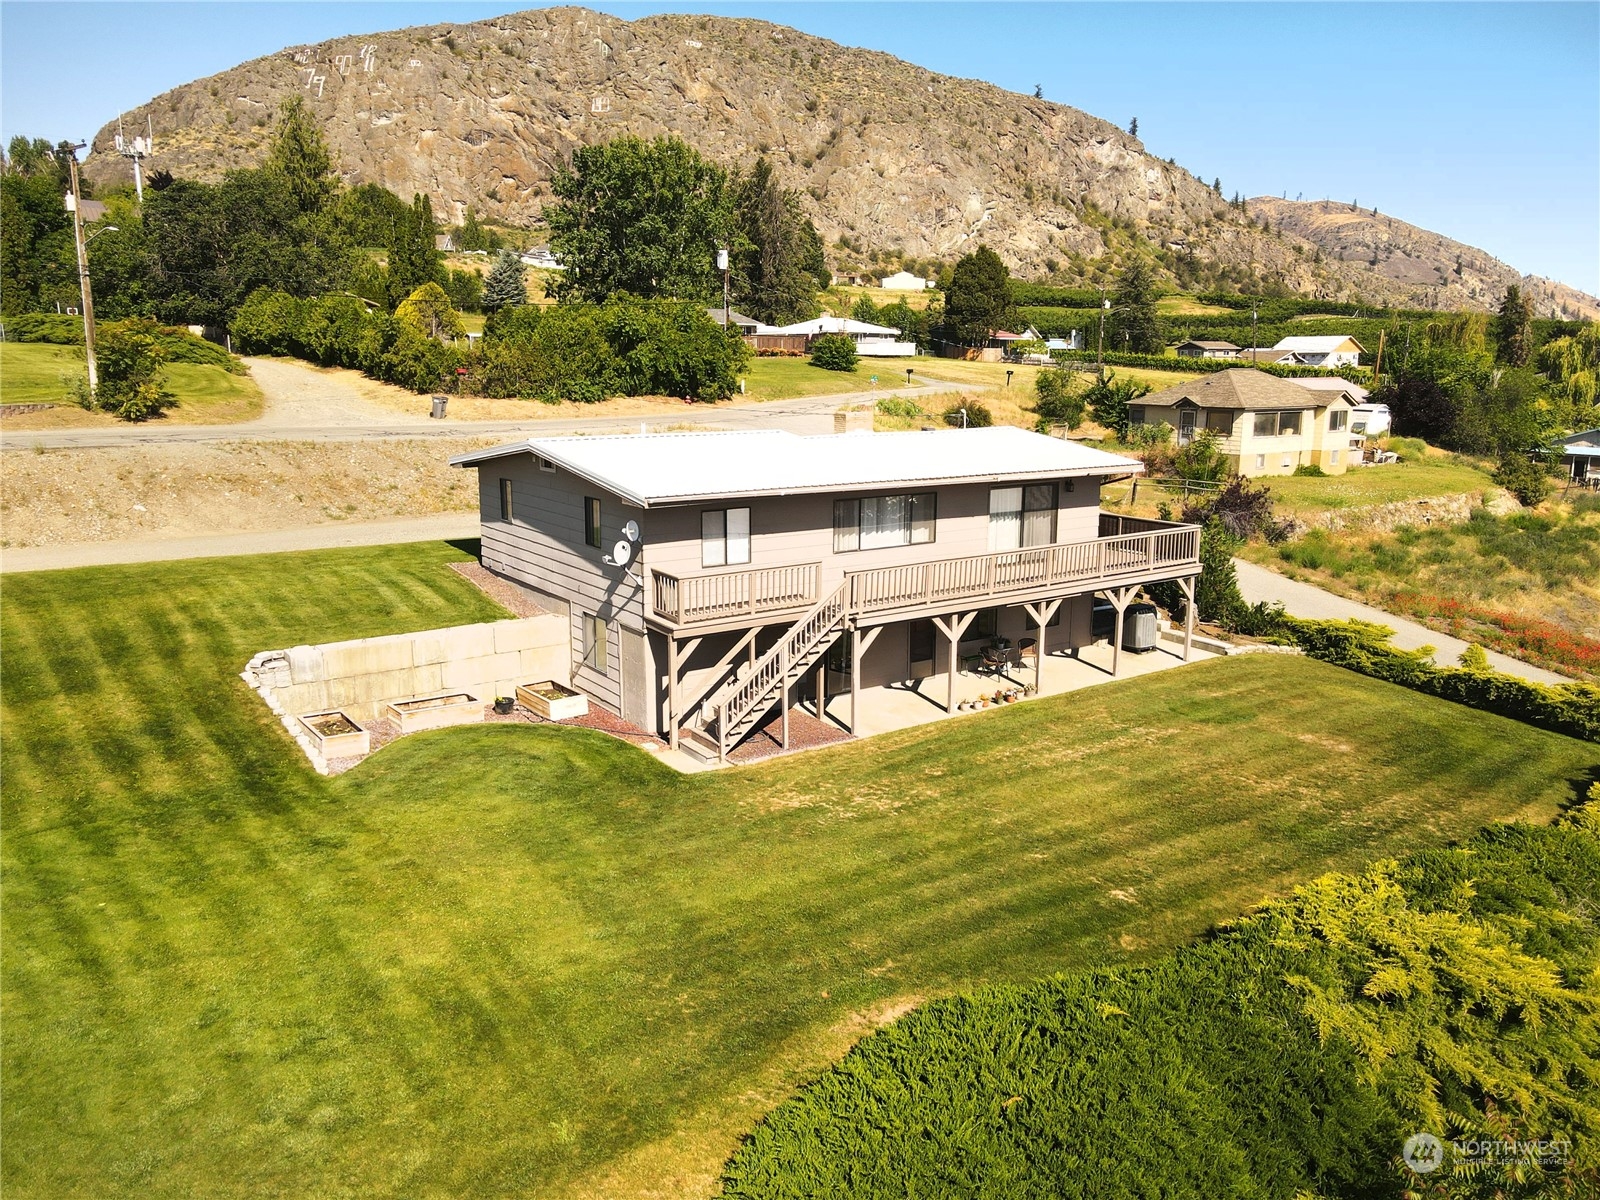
xmin=1122 ymin=604 xmax=1159 ymax=653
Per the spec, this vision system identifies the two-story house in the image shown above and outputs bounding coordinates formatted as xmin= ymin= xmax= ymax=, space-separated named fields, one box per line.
xmin=451 ymin=427 xmax=1202 ymax=760
xmin=1132 ymin=369 xmax=1362 ymax=476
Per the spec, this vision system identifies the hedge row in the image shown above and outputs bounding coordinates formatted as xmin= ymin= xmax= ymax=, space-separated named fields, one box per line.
xmin=723 ymin=812 xmax=1600 ymax=1197
xmin=1275 ymin=615 xmax=1600 ymax=742
xmin=1 ymin=311 xmax=244 ymax=371
xmin=1049 ymin=347 xmax=1373 ymax=384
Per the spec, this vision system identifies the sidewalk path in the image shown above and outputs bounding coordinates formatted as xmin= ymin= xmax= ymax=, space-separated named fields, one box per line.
xmin=1 ymin=514 xmax=481 ymax=573
xmin=1233 ymin=558 xmax=1568 ymax=685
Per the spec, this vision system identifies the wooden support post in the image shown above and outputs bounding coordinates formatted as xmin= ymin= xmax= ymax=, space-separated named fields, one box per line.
xmin=1105 ymin=585 xmax=1137 ymax=677
xmin=1024 ymin=598 xmax=1062 ymax=693
xmin=848 ymin=625 xmax=883 ymax=735
xmin=815 ymin=660 xmax=825 ymax=720
xmin=1179 ymin=576 xmax=1197 ymax=662
xmin=932 ymin=611 xmax=977 ymax=713
xmin=666 ymin=636 xmax=680 ymax=750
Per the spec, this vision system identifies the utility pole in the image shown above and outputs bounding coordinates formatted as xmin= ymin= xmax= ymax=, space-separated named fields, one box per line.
xmin=1373 ymin=328 xmax=1386 ymax=384
xmin=1250 ymin=305 xmax=1258 ymax=363
xmin=1097 ymin=293 xmax=1109 ymax=378
xmin=717 ymin=246 xmax=730 ymax=329
xmin=63 ymin=144 xmax=98 ymax=395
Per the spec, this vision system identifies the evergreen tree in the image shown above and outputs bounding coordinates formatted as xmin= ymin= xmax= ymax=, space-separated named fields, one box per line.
xmin=1492 ymin=283 xmax=1534 ymax=367
xmin=729 ymin=156 xmax=825 ymax=325
xmin=265 ymin=97 xmax=336 ymax=216
xmin=387 ymin=193 xmax=442 ymax=308
xmin=483 ymin=250 xmax=528 ymax=311
xmin=1110 ymin=259 xmax=1162 ymax=354
xmin=455 ymin=207 xmax=500 ymax=252
xmin=1128 ymin=117 xmax=1138 ymax=138
xmin=942 ymin=245 xmax=1017 ymax=346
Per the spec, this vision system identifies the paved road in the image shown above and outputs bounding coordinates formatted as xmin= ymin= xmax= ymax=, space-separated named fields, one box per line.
xmin=0 ymin=356 xmax=974 ymax=451
xmin=1 ymin=514 xmax=483 ymax=573
xmin=1233 ymin=558 xmax=1568 ymax=684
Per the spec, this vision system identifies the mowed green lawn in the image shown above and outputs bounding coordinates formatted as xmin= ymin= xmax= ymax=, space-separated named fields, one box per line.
xmin=738 ymin=355 xmax=881 ymax=402
xmin=0 ymin=342 xmax=264 ymax=419
xmin=1266 ymin=457 xmax=1496 ymax=512
xmin=2 ymin=543 xmax=1593 ymax=1199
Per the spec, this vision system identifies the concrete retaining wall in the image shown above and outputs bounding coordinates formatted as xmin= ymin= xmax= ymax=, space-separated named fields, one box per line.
xmin=244 ymin=614 xmax=569 ymax=731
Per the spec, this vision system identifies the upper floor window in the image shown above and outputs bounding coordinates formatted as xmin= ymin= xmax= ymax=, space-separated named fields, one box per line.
xmin=1252 ymin=410 xmax=1303 ymax=437
xmin=989 ymin=484 xmax=1057 ymax=551
xmin=1329 ymin=409 xmax=1349 ymax=432
xmin=701 ymin=507 xmax=751 ymax=568
xmin=499 ymin=478 xmax=513 ymax=522
xmin=584 ymin=497 xmax=602 ymax=549
xmin=833 ymin=493 xmax=936 ymax=553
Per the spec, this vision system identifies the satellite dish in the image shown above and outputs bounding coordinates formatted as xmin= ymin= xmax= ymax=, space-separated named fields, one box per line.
xmin=622 ymin=519 xmax=640 ymax=542
xmin=610 ymin=540 xmax=633 ymax=566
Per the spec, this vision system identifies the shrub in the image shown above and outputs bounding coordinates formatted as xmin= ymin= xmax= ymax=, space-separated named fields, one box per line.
xmin=1030 ymin=367 xmax=1085 ymax=431
xmin=1493 ymin=453 xmax=1553 ymax=506
xmin=603 ymin=297 xmax=747 ymax=401
xmin=723 ymin=813 xmax=1600 ymax=1198
xmin=1171 ymin=428 xmax=1227 ymax=483
xmin=941 ymin=399 xmax=992 ymax=428
xmin=231 ymin=289 xmax=308 ymax=356
xmin=1082 ymin=370 xmax=1149 ymax=439
xmin=809 ymin=333 xmax=858 ymax=372
xmin=94 ymin=317 xmax=176 ymax=421
xmin=1292 ymin=463 xmax=1326 ymax=477
xmin=1381 ymin=435 xmax=1428 ymax=463
xmin=874 ymin=396 xmax=922 ymax=420
xmin=395 ymin=282 xmax=465 ymax=343
xmin=1180 ymin=475 xmax=1287 ymax=542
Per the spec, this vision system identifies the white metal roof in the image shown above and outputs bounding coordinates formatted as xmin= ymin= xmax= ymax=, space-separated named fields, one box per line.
xmin=1273 ymin=335 xmax=1364 ymax=352
xmin=770 ymin=315 xmax=902 ymax=337
xmin=450 ymin=427 xmax=1143 ymax=507
xmin=1287 ymin=376 xmax=1370 ymax=401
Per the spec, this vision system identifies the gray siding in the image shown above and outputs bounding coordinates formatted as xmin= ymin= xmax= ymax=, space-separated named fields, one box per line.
xmin=475 ymin=458 xmax=647 ymax=718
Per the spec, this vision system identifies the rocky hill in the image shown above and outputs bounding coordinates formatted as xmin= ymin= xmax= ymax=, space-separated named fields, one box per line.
xmin=1248 ymin=198 xmax=1598 ymax=320
xmin=84 ymin=6 xmax=1596 ymax=316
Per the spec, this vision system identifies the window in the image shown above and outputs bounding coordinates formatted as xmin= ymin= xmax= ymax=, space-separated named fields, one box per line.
xmin=1127 ymin=405 xmax=1146 ymax=426
xmin=1329 ymin=409 xmax=1348 ymax=432
xmin=1352 ymin=420 xmax=1369 ymax=435
xmin=1282 ymin=453 xmax=1293 ymax=469
xmin=970 ymin=608 xmax=999 ymax=641
xmin=833 ymin=493 xmax=935 ymax=552
xmin=584 ymin=497 xmax=602 ymax=549
xmin=499 ymin=478 xmax=513 ymax=522
xmin=988 ymin=484 xmax=1057 ymax=551
xmin=538 ymin=456 xmax=556 ymax=473
xmin=1205 ymin=409 xmax=1234 ymax=433
xmin=1329 ymin=449 xmax=1340 ymax=465
xmin=1252 ymin=410 xmax=1304 ymax=437
xmin=1255 ymin=454 xmax=1266 ymax=470
xmin=701 ymin=507 xmax=751 ymax=568
xmin=581 ymin=614 xmax=608 ymax=675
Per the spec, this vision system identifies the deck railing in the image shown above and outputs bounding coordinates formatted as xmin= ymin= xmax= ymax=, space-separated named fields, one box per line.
xmin=649 ymin=516 xmax=1199 ymax=627
xmin=651 ymin=562 xmax=819 ymax=625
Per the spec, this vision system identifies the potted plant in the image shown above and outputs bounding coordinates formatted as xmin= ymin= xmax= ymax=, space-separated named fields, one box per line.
xmin=493 ymin=696 xmax=515 ymax=715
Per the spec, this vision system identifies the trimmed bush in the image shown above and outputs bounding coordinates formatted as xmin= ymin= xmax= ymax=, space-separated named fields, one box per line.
xmin=724 ymin=812 xmax=1600 ymax=1198
xmin=810 ymin=333 xmax=858 ymax=372
xmin=942 ymin=399 xmax=992 ymax=427
xmin=2 ymin=311 xmax=243 ymax=371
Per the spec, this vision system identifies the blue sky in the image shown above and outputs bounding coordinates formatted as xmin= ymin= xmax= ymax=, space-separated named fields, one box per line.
xmin=3 ymin=2 xmax=1595 ymax=293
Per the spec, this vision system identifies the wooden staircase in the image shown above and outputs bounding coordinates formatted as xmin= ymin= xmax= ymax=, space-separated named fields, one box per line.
xmin=703 ymin=581 xmax=849 ymax=762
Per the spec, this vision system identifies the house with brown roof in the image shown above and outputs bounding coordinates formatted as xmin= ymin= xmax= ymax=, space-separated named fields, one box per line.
xmin=1174 ymin=339 xmax=1241 ymax=359
xmin=1131 ymin=369 xmax=1363 ymax=477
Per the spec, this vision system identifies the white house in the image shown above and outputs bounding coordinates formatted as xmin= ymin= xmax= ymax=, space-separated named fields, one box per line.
xmin=771 ymin=315 xmax=917 ymax=356
xmin=879 ymin=270 xmax=934 ymax=291
xmin=519 ymin=245 xmax=565 ymax=271
xmin=1272 ymin=335 xmax=1365 ymax=368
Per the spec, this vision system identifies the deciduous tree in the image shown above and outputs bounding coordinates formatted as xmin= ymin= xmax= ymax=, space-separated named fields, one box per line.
xmin=547 ymin=136 xmax=732 ymax=304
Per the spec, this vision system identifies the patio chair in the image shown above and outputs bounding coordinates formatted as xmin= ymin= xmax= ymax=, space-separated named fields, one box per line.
xmin=1018 ymin=638 xmax=1037 ymax=670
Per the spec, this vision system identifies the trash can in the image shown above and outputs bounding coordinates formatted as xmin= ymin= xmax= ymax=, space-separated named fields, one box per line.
xmin=430 ymin=395 xmax=448 ymax=419
xmin=1122 ymin=603 xmax=1159 ymax=653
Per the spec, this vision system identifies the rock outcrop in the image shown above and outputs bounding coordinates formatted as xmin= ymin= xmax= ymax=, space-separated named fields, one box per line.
xmin=83 ymin=6 xmax=1597 ymax=315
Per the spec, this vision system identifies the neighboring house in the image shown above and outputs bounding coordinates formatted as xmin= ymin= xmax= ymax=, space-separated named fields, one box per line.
xmin=1236 ymin=347 xmax=1299 ymax=365
xmin=519 ymin=245 xmax=565 ymax=270
xmin=1559 ymin=429 xmax=1600 ymax=484
xmin=434 ymin=232 xmax=456 ymax=253
xmin=1046 ymin=332 xmax=1084 ymax=353
xmin=1288 ymin=377 xmax=1388 ymax=436
xmin=771 ymin=315 xmax=917 ymax=356
xmin=879 ymin=270 xmax=934 ymax=291
xmin=450 ymin=427 xmax=1202 ymax=759
xmin=1174 ymin=339 xmax=1241 ymax=359
xmin=1132 ymin=368 xmax=1362 ymax=476
xmin=830 ymin=270 xmax=868 ymax=286
xmin=1272 ymin=335 xmax=1365 ymax=368
xmin=705 ymin=307 xmax=768 ymax=336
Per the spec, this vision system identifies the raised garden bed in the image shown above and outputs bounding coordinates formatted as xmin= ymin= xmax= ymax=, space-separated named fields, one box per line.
xmin=298 ymin=710 xmax=370 ymax=758
xmin=384 ymin=692 xmax=484 ymax=734
xmin=516 ymin=680 xmax=588 ymax=721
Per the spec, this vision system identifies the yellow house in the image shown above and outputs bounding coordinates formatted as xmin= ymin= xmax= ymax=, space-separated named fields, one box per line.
xmin=1132 ymin=369 xmax=1362 ymax=477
